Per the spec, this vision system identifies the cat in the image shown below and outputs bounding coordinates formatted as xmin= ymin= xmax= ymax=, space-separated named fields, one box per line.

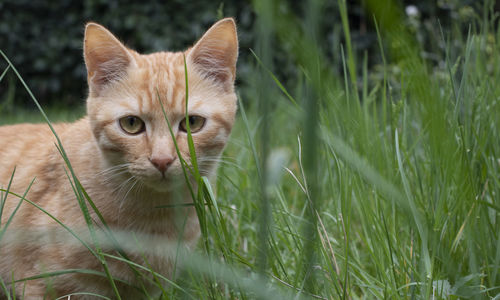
xmin=0 ymin=18 xmax=238 ymax=299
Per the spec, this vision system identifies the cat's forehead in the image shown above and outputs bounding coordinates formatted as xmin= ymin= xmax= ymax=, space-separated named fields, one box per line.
xmin=129 ymin=51 xmax=189 ymax=112
xmin=135 ymin=51 xmax=185 ymax=69
xmin=134 ymin=51 xmax=186 ymax=85
xmin=110 ymin=50 xmax=232 ymax=119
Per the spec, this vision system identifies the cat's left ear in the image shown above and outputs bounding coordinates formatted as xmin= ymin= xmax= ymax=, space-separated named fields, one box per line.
xmin=84 ymin=23 xmax=136 ymax=96
xmin=187 ymin=18 xmax=238 ymax=90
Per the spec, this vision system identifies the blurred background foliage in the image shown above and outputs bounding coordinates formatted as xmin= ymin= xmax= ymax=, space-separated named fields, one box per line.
xmin=2 ymin=1 xmax=500 ymax=298
xmin=0 ymin=0 xmax=489 ymax=111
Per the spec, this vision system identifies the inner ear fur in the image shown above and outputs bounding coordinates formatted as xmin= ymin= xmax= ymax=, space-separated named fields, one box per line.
xmin=84 ymin=23 xmax=135 ymax=96
xmin=188 ymin=18 xmax=239 ymax=88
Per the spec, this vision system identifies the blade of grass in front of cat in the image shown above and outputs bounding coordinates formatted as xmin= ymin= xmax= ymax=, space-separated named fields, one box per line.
xmin=2 ymin=189 xmax=125 ymax=296
xmin=181 ymin=57 xmax=217 ymax=263
xmin=181 ymin=59 xmax=223 ymax=291
xmin=76 ymin=179 xmax=147 ymax=287
xmin=14 ymin=268 xmax=132 ymax=288
xmin=201 ymin=177 xmax=224 ymax=235
xmin=130 ymin=234 xmax=168 ymax=299
xmin=155 ymin=89 xmax=217 ymax=299
xmin=0 ymin=167 xmax=16 ymax=223
xmin=155 ymin=90 xmax=193 ymax=189
xmin=10 ymin=272 xmax=15 ymax=300
xmin=0 ymin=178 xmax=34 ymax=242
xmin=183 ymin=54 xmax=227 ymax=298
xmin=155 ymin=90 xmax=206 ymax=231
xmin=59 ymin=159 xmax=122 ymax=299
xmin=57 ymin=153 xmax=117 ymax=291
xmin=101 ymin=252 xmax=192 ymax=297
xmin=182 ymin=55 xmax=200 ymax=177
xmin=21 ymin=282 xmax=26 ymax=300
xmin=155 ymin=90 xmax=211 ymax=263
xmin=200 ymin=176 xmax=238 ymax=272
xmin=107 ymin=238 xmax=295 ymax=300
xmin=183 ymin=54 xmax=247 ymax=298
xmin=180 ymin=57 xmax=212 ymax=252
xmin=77 ymin=175 xmax=170 ymax=295
xmin=201 ymin=181 xmax=246 ymax=300
xmin=0 ymin=276 xmax=10 ymax=300
xmin=180 ymin=252 xmax=293 ymax=300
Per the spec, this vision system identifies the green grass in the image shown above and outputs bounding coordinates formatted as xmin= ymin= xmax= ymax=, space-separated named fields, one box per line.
xmin=1 ymin=0 xmax=500 ymax=299
xmin=0 ymin=105 xmax=84 ymax=125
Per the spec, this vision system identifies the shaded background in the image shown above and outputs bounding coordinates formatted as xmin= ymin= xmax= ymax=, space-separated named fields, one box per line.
xmin=1 ymin=1 xmax=500 ymax=298
xmin=0 ymin=0 xmax=481 ymax=113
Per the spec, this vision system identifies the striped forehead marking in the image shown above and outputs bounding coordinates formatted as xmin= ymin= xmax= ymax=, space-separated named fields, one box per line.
xmin=134 ymin=52 xmax=186 ymax=114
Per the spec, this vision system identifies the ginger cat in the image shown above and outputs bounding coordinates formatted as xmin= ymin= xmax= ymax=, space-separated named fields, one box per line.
xmin=0 ymin=18 xmax=238 ymax=298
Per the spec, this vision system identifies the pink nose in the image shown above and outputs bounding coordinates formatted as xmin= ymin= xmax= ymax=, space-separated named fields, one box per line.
xmin=150 ymin=156 xmax=174 ymax=173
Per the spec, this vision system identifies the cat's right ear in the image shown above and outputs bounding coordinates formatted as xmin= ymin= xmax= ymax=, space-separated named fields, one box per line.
xmin=84 ymin=23 xmax=135 ymax=96
xmin=187 ymin=18 xmax=238 ymax=90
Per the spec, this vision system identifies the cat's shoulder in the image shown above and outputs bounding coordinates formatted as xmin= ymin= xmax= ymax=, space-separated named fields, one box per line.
xmin=0 ymin=117 xmax=90 ymax=141
xmin=0 ymin=122 xmax=54 ymax=141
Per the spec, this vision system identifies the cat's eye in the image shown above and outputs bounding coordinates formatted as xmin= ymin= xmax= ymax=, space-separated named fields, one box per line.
xmin=119 ymin=116 xmax=145 ymax=135
xmin=179 ymin=116 xmax=205 ymax=133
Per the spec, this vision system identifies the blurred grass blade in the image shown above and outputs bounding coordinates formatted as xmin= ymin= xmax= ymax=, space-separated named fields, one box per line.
xmin=0 ymin=276 xmax=10 ymax=300
xmin=322 ymin=129 xmax=404 ymax=206
xmin=249 ymin=49 xmax=298 ymax=107
xmin=14 ymin=269 xmax=132 ymax=287
xmin=0 ymin=65 xmax=10 ymax=82
xmin=394 ymin=130 xmax=430 ymax=276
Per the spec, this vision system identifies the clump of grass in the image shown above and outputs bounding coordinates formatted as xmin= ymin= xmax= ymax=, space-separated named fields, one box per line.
xmin=1 ymin=0 xmax=500 ymax=299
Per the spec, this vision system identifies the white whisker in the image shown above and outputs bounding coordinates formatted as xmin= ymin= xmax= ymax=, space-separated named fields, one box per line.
xmin=96 ymin=163 xmax=130 ymax=176
xmin=112 ymin=176 xmax=135 ymax=196
xmin=117 ymin=177 xmax=139 ymax=227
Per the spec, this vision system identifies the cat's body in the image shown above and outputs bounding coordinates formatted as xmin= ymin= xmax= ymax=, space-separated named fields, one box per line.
xmin=0 ymin=18 xmax=238 ymax=298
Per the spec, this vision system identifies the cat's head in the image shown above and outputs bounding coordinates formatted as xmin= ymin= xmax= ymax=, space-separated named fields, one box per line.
xmin=83 ymin=19 xmax=238 ymax=192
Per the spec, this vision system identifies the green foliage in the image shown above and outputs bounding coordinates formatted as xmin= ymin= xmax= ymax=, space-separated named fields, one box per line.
xmin=0 ymin=0 xmax=484 ymax=109
xmin=2 ymin=0 xmax=500 ymax=299
xmin=0 ymin=0 xmax=253 ymax=107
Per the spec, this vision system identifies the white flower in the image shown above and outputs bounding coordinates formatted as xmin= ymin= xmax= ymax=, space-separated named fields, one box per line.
xmin=406 ymin=5 xmax=419 ymax=17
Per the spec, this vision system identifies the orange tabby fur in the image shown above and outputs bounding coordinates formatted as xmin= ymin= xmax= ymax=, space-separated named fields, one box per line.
xmin=0 ymin=18 xmax=238 ymax=298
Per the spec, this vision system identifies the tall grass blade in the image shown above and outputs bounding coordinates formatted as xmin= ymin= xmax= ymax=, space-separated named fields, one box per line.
xmin=0 ymin=167 xmax=16 ymax=223
xmin=0 ymin=178 xmax=34 ymax=242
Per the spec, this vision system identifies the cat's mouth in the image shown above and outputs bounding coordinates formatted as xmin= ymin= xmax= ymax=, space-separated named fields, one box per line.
xmin=139 ymin=174 xmax=185 ymax=193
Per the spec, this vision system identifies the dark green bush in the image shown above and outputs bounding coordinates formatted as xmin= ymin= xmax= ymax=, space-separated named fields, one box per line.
xmin=0 ymin=0 xmax=254 ymax=108
xmin=0 ymin=0 xmax=485 ymax=109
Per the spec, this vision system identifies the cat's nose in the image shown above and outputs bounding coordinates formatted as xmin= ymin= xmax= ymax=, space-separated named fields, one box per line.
xmin=150 ymin=156 xmax=175 ymax=174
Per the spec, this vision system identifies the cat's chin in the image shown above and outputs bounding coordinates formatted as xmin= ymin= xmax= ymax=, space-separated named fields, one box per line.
xmin=141 ymin=177 xmax=185 ymax=193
